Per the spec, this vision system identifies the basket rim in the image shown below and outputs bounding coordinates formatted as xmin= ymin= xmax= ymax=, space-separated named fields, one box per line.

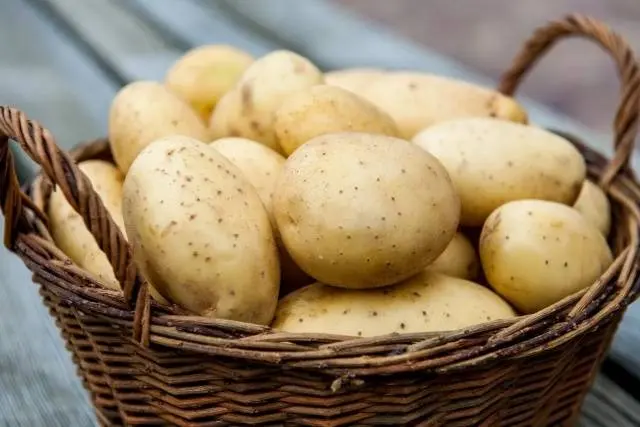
xmin=14 ymin=134 xmax=640 ymax=376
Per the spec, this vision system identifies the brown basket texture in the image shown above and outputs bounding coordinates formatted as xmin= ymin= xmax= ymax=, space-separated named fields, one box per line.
xmin=2 ymin=14 xmax=640 ymax=427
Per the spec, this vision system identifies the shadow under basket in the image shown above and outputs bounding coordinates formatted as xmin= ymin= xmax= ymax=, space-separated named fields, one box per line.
xmin=2 ymin=14 xmax=640 ymax=427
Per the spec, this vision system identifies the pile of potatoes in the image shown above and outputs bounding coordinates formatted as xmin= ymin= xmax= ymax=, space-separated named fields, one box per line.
xmin=48 ymin=45 xmax=614 ymax=338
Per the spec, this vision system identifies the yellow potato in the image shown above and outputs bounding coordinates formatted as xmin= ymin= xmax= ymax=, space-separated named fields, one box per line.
xmin=273 ymin=132 xmax=460 ymax=289
xmin=274 ymin=85 xmax=400 ymax=155
xmin=209 ymin=50 xmax=323 ymax=152
xmin=210 ymin=137 xmax=285 ymax=227
xmin=479 ymin=199 xmax=613 ymax=314
xmin=573 ymin=179 xmax=611 ymax=237
xmin=426 ymin=232 xmax=479 ymax=280
xmin=122 ymin=135 xmax=280 ymax=324
xmin=414 ymin=117 xmax=586 ymax=226
xmin=324 ymin=67 xmax=386 ymax=97
xmin=108 ymin=81 xmax=209 ymax=173
xmin=362 ymin=72 xmax=528 ymax=138
xmin=165 ymin=45 xmax=254 ymax=121
xmin=271 ymin=271 xmax=516 ymax=337
xmin=49 ymin=160 xmax=126 ymax=290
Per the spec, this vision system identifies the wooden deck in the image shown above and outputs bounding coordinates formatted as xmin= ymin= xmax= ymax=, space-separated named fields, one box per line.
xmin=1 ymin=0 xmax=640 ymax=425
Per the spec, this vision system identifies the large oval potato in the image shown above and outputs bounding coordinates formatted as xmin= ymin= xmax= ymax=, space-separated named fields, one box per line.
xmin=49 ymin=160 xmax=126 ymax=290
xmin=210 ymin=137 xmax=285 ymax=227
xmin=165 ymin=45 xmax=254 ymax=121
xmin=108 ymin=81 xmax=209 ymax=173
xmin=208 ymin=50 xmax=323 ymax=152
xmin=272 ymin=271 xmax=516 ymax=337
xmin=324 ymin=67 xmax=386 ymax=97
xmin=479 ymin=199 xmax=613 ymax=314
xmin=573 ymin=179 xmax=611 ymax=237
xmin=122 ymin=135 xmax=280 ymax=324
xmin=273 ymin=132 xmax=460 ymax=289
xmin=362 ymin=72 xmax=528 ymax=139
xmin=426 ymin=232 xmax=479 ymax=280
xmin=414 ymin=117 xmax=587 ymax=226
xmin=274 ymin=85 xmax=400 ymax=156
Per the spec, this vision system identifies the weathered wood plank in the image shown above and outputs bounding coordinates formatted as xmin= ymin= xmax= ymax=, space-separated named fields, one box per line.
xmin=41 ymin=0 xmax=181 ymax=81
xmin=578 ymin=374 xmax=640 ymax=426
xmin=126 ymin=0 xmax=280 ymax=56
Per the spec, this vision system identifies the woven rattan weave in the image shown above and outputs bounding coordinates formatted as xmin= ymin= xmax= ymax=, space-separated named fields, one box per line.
xmin=1 ymin=14 xmax=640 ymax=426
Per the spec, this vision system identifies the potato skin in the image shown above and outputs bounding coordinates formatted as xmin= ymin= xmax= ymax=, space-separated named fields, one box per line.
xmin=273 ymin=132 xmax=460 ymax=289
xmin=271 ymin=271 xmax=516 ymax=337
xmin=122 ymin=135 xmax=280 ymax=324
xmin=49 ymin=160 xmax=126 ymax=290
xmin=165 ymin=45 xmax=254 ymax=121
xmin=209 ymin=50 xmax=323 ymax=153
xmin=108 ymin=81 xmax=209 ymax=173
xmin=426 ymin=232 xmax=479 ymax=280
xmin=414 ymin=117 xmax=587 ymax=226
xmin=479 ymin=199 xmax=613 ymax=314
xmin=324 ymin=68 xmax=386 ymax=97
xmin=362 ymin=72 xmax=528 ymax=139
xmin=274 ymin=85 xmax=400 ymax=156
xmin=573 ymin=179 xmax=611 ymax=237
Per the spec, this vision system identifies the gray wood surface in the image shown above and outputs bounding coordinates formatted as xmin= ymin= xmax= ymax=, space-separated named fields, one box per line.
xmin=1 ymin=0 xmax=639 ymax=425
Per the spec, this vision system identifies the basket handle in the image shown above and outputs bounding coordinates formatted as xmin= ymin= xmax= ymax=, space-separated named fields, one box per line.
xmin=498 ymin=14 xmax=640 ymax=186
xmin=0 ymin=107 xmax=142 ymax=304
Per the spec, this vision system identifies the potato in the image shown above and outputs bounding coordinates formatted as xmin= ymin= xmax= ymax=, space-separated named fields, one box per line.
xmin=362 ymin=72 xmax=528 ymax=139
xmin=165 ymin=45 xmax=254 ymax=121
xmin=210 ymin=137 xmax=285 ymax=227
xmin=479 ymin=199 xmax=613 ymax=314
xmin=209 ymin=50 xmax=323 ymax=153
xmin=414 ymin=117 xmax=586 ymax=226
xmin=122 ymin=135 xmax=280 ymax=324
xmin=273 ymin=132 xmax=460 ymax=289
xmin=49 ymin=160 xmax=126 ymax=290
xmin=271 ymin=271 xmax=516 ymax=337
xmin=108 ymin=81 xmax=209 ymax=174
xmin=573 ymin=179 xmax=611 ymax=237
xmin=426 ymin=232 xmax=479 ymax=280
xmin=274 ymin=85 xmax=400 ymax=156
xmin=324 ymin=67 xmax=386 ymax=97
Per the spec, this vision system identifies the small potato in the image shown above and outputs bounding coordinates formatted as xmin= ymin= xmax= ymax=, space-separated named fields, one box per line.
xmin=165 ymin=45 xmax=254 ymax=121
xmin=209 ymin=50 xmax=323 ymax=152
xmin=362 ymin=72 xmax=528 ymax=139
xmin=414 ymin=117 xmax=586 ymax=226
xmin=271 ymin=271 xmax=516 ymax=337
xmin=426 ymin=232 xmax=479 ymax=280
xmin=108 ymin=81 xmax=209 ymax=173
xmin=324 ymin=67 xmax=386 ymax=97
xmin=273 ymin=132 xmax=460 ymax=289
xmin=573 ymin=179 xmax=611 ymax=237
xmin=210 ymin=137 xmax=285 ymax=227
xmin=274 ymin=85 xmax=400 ymax=155
xmin=49 ymin=160 xmax=126 ymax=290
xmin=480 ymin=200 xmax=613 ymax=314
xmin=123 ymin=135 xmax=280 ymax=324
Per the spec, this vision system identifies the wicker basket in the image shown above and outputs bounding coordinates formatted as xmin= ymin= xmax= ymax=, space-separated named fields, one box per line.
xmin=2 ymin=14 xmax=640 ymax=427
